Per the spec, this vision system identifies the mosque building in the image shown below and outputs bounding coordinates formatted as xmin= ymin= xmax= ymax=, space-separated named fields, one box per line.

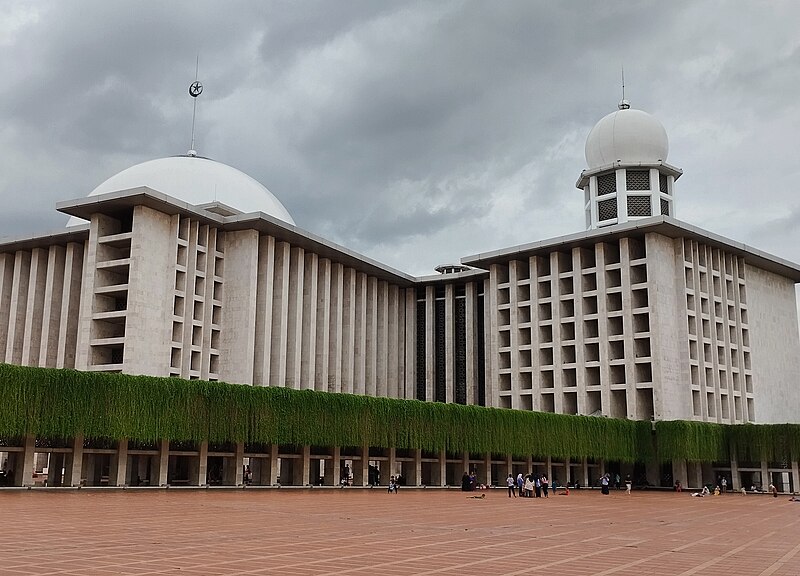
xmin=1 ymin=100 xmax=798 ymax=491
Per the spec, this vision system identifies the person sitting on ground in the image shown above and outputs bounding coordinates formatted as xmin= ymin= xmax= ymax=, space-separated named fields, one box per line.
xmin=713 ymin=486 xmax=721 ymax=496
xmin=741 ymin=487 xmax=747 ymax=496
xmin=788 ymin=494 xmax=800 ymax=502
xmin=692 ymin=485 xmax=711 ymax=497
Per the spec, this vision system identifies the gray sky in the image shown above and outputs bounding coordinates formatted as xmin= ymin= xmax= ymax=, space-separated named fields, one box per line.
xmin=1 ymin=1 xmax=799 ymax=276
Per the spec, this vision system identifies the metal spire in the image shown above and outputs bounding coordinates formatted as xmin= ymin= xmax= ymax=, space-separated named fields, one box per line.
xmin=188 ymin=54 xmax=203 ymax=156
xmin=619 ymin=65 xmax=630 ymax=110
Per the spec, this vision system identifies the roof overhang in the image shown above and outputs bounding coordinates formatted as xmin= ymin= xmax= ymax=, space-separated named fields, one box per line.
xmin=56 ymin=187 xmax=416 ymax=286
xmin=576 ymin=161 xmax=683 ymax=189
xmin=461 ymin=216 xmax=800 ymax=283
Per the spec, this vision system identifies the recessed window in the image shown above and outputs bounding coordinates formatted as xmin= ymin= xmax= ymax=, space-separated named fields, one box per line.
xmin=597 ymin=173 xmax=616 ymax=196
xmin=627 ymin=195 xmax=652 ymax=217
xmin=598 ymin=198 xmax=618 ymax=221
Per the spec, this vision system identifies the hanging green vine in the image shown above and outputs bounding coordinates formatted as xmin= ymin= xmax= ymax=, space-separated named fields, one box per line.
xmin=0 ymin=364 xmax=797 ymax=463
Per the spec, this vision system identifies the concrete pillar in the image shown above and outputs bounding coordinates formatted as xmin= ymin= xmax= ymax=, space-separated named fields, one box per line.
xmin=300 ymin=445 xmax=311 ymax=486
xmin=358 ymin=445 xmax=369 ymax=487
xmin=672 ymin=459 xmax=687 ymax=489
xmin=505 ymin=455 xmax=513 ymax=480
xmin=461 ymin=451 xmax=469 ymax=478
xmin=388 ymin=448 xmax=397 ymax=479
xmin=329 ymin=447 xmax=341 ymax=486
xmin=582 ymin=457 xmax=589 ymax=486
xmin=233 ymin=443 xmax=244 ymax=486
xmin=269 ymin=444 xmax=279 ymax=485
xmin=65 ymin=434 xmax=84 ymax=487
xmin=111 ymin=439 xmax=128 ymax=487
xmin=564 ymin=458 xmax=571 ymax=485
xmin=155 ymin=439 xmax=169 ymax=487
xmin=791 ymin=460 xmax=799 ymax=494
xmin=413 ymin=449 xmax=422 ymax=486
xmin=546 ymin=456 xmax=553 ymax=481
xmin=18 ymin=435 xmax=36 ymax=487
xmin=730 ymin=457 xmax=741 ymax=491
xmin=761 ymin=460 xmax=770 ymax=490
xmin=195 ymin=441 xmax=208 ymax=486
xmin=484 ymin=454 xmax=492 ymax=487
xmin=438 ymin=449 xmax=447 ymax=487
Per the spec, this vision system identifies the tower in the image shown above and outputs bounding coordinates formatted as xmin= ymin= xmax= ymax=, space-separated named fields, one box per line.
xmin=576 ymin=100 xmax=682 ymax=230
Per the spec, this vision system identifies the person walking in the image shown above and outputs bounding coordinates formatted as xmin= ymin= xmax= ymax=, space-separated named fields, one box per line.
xmin=625 ymin=474 xmax=632 ymax=495
xmin=507 ymin=473 xmax=516 ymax=498
xmin=541 ymin=475 xmax=549 ymax=498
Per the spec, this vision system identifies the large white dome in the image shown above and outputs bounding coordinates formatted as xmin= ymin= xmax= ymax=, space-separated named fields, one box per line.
xmin=66 ymin=155 xmax=294 ymax=226
xmin=584 ymin=107 xmax=669 ymax=169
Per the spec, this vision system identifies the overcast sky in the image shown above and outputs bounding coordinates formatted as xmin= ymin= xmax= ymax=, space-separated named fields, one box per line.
xmin=1 ymin=1 xmax=799 ymax=276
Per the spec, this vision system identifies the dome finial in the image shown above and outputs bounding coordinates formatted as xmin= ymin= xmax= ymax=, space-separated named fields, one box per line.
xmin=618 ymin=64 xmax=630 ymax=110
xmin=188 ymin=53 xmax=203 ymax=156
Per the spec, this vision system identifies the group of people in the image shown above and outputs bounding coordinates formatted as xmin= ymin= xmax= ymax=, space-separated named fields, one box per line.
xmin=505 ymin=473 xmax=551 ymax=498
xmin=462 ymin=471 xmax=485 ymax=492
xmin=600 ymin=473 xmax=632 ymax=495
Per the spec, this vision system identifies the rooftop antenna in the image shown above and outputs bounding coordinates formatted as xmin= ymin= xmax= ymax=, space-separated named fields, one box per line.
xmin=188 ymin=53 xmax=203 ymax=156
xmin=619 ymin=65 xmax=630 ymax=110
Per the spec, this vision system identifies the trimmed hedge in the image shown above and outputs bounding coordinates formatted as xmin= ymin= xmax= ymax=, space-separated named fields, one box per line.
xmin=1 ymin=364 xmax=798 ymax=462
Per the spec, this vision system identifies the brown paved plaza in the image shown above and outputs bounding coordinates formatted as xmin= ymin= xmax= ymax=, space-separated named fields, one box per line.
xmin=1 ymin=488 xmax=799 ymax=576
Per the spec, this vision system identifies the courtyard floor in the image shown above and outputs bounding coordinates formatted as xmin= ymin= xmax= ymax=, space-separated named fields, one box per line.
xmin=0 ymin=487 xmax=799 ymax=575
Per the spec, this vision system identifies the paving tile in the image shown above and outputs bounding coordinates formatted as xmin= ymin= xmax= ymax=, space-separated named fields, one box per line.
xmin=1 ymin=489 xmax=800 ymax=575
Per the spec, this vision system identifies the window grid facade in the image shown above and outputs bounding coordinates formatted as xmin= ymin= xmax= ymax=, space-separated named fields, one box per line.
xmin=684 ymin=240 xmax=753 ymax=423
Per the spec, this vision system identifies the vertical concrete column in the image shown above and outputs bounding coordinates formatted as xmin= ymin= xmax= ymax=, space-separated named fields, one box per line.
xmin=64 ymin=434 xmax=84 ymax=487
xmin=253 ymin=235 xmax=275 ymax=386
xmin=17 ymin=435 xmax=36 ymax=487
xmin=301 ymin=445 xmax=311 ymax=486
xmin=376 ymin=280 xmax=389 ymax=397
xmin=156 ymin=439 xmax=169 ymax=487
xmin=328 ymin=263 xmax=344 ymax=394
xmin=599 ymin=459 xmax=606 ymax=479
xmin=761 ymin=460 xmax=770 ymax=490
xmin=438 ymin=449 xmax=447 ymax=487
xmin=315 ymin=258 xmax=331 ymax=392
xmin=404 ymin=288 xmax=416 ymax=400
xmin=270 ymin=242 xmax=291 ymax=387
xmin=387 ymin=448 xmax=397 ymax=479
xmin=525 ymin=455 xmax=532 ymax=474
xmin=269 ymin=444 xmax=279 ymax=485
xmin=582 ymin=457 xmax=589 ymax=487
xmin=564 ymin=458 xmax=571 ymax=485
xmin=341 ymin=268 xmax=356 ymax=394
xmin=672 ymin=459 xmax=687 ymax=489
xmin=461 ymin=451 xmax=470 ymax=478
xmin=300 ymin=253 xmax=318 ymax=390
xmin=358 ymin=444 xmax=370 ymax=487
xmin=233 ymin=443 xmax=244 ymax=486
xmin=445 ymin=284 xmax=455 ymax=404
xmin=505 ymin=455 xmax=513 ymax=480
xmin=365 ymin=276 xmax=378 ymax=396
xmin=546 ymin=456 xmax=553 ymax=481
xmin=285 ymin=247 xmax=305 ymax=389
xmin=791 ymin=460 xmax=799 ymax=494
xmin=191 ymin=440 xmax=208 ymax=486
xmin=328 ymin=446 xmax=341 ymax=486
xmin=386 ymin=284 xmax=398 ymax=398
xmin=484 ymin=454 xmax=492 ymax=487
xmin=353 ymin=273 xmax=367 ymax=395
xmin=425 ymin=286 xmax=435 ymax=401
xmin=413 ymin=449 xmax=422 ymax=486
xmin=730 ymin=457 xmax=740 ymax=491
xmin=111 ymin=439 xmax=129 ymax=487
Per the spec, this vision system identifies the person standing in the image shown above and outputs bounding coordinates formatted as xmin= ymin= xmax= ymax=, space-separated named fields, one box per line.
xmin=524 ymin=475 xmax=534 ymax=498
xmin=721 ymin=476 xmax=728 ymax=493
xmin=601 ymin=473 xmax=610 ymax=495
xmin=507 ymin=473 xmax=516 ymax=498
xmin=516 ymin=473 xmax=524 ymax=500
xmin=625 ymin=474 xmax=632 ymax=495
xmin=541 ymin=475 xmax=549 ymax=498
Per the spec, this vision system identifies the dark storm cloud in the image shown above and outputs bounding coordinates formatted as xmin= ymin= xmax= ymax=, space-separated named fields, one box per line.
xmin=1 ymin=1 xmax=799 ymax=276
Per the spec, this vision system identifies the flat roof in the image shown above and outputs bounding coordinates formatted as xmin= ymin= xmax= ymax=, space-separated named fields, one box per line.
xmin=461 ymin=216 xmax=800 ymax=282
xmin=55 ymin=187 xmax=416 ymax=286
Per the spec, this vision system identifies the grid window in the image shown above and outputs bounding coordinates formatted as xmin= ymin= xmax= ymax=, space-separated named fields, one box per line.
xmin=661 ymin=198 xmax=670 ymax=216
xmin=597 ymin=173 xmax=616 ymax=196
xmin=659 ymin=173 xmax=668 ymax=194
xmin=626 ymin=170 xmax=650 ymax=191
xmin=627 ymin=195 xmax=652 ymax=217
xmin=598 ymin=198 xmax=618 ymax=221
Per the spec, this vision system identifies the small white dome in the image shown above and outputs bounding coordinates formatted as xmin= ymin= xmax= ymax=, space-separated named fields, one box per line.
xmin=67 ymin=155 xmax=294 ymax=226
xmin=585 ymin=107 xmax=669 ymax=169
